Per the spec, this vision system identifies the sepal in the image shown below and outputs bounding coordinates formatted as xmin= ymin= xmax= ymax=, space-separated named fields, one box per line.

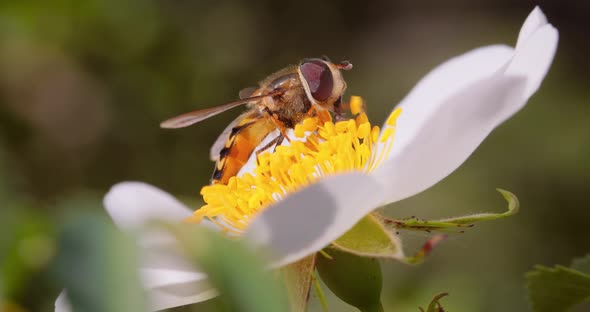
xmin=316 ymin=248 xmax=383 ymax=312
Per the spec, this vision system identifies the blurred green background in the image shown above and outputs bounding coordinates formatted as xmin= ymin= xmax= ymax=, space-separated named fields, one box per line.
xmin=1 ymin=0 xmax=588 ymax=311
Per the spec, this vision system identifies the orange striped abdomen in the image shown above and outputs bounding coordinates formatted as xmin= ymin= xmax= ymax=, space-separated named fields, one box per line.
xmin=211 ymin=116 xmax=275 ymax=184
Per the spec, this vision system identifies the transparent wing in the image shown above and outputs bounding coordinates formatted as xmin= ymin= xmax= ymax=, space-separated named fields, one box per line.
xmin=160 ymin=91 xmax=281 ymax=129
xmin=239 ymin=87 xmax=258 ymax=99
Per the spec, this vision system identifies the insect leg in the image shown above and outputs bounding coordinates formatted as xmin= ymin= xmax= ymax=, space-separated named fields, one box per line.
xmin=273 ymin=135 xmax=285 ymax=152
xmin=255 ymin=134 xmax=283 ymax=157
xmin=254 ymin=134 xmax=284 ymax=167
xmin=333 ymin=97 xmax=347 ymax=122
xmin=304 ymin=105 xmax=318 ymax=117
xmin=262 ymin=107 xmax=292 ymax=142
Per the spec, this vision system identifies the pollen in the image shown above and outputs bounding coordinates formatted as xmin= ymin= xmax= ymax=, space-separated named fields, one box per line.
xmin=186 ymin=96 xmax=401 ymax=233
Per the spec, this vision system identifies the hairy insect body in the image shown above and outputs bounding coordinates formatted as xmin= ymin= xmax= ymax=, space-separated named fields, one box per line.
xmin=160 ymin=57 xmax=352 ymax=185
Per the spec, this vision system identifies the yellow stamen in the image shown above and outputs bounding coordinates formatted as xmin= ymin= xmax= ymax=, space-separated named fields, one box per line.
xmin=350 ymin=96 xmax=364 ymax=115
xmin=186 ymin=98 xmax=402 ymax=232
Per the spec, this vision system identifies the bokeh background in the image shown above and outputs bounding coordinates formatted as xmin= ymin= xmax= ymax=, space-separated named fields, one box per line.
xmin=1 ymin=0 xmax=588 ymax=311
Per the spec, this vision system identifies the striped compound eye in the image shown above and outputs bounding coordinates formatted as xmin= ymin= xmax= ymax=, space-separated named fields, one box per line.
xmin=300 ymin=59 xmax=334 ymax=102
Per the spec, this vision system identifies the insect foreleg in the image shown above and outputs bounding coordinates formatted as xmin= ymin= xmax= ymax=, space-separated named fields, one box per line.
xmin=262 ymin=106 xmax=292 ymax=142
xmin=255 ymin=134 xmax=284 ymax=158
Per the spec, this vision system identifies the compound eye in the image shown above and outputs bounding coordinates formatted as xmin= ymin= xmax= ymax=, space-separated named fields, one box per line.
xmin=300 ymin=60 xmax=334 ymax=102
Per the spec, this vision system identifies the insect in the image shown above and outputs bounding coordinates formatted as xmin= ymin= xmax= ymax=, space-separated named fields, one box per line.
xmin=161 ymin=57 xmax=353 ymax=185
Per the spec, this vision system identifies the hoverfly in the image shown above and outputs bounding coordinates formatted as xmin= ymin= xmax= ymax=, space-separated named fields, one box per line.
xmin=161 ymin=57 xmax=353 ymax=185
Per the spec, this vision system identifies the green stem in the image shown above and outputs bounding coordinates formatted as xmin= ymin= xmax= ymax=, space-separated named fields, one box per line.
xmin=313 ymin=270 xmax=329 ymax=312
xmin=319 ymin=249 xmax=333 ymax=260
xmin=382 ymin=189 xmax=519 ymax=233
xmin=404 ymin=234 xmax=448 ymax=265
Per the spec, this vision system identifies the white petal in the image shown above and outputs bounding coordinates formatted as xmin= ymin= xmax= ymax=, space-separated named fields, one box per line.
xmin=141 ymin=268 xmax=217 ymax=310
xmin=135 ymin=232 xmax=218 ymax=310
xmin=373 ymin=7 xmax=557 ymax=204
xmin=103 ymin=182 xmax=220 ymax=271
xmin=503 ymin=23 xmax=558 ymax=102
xmin=54 ymin=277 xmax=216 ymax=312
xmin=373 ymin=75 xmax=526 ymax=204
xmin=149 ymin=287 xmax=218 ymax=311
xmin=54 ymin=238 xmax=215 ymax=311
xmin=515 ymin=6 xmax=548 ymax=51
xmin=136 ymin=241 xmax=218 ymax=311
xmin=381 ymin=45 xmax=514 ymax=152
xmin=245 ymin=173 xmax=385 ymax=267
xmin=103 ymin=182 xmax=220 ymax=309
xmin=55 ymin=291 xmax=71 ymax=312
xmin=104 ymin=182 xmax=194 ymax=230
xmin=140 ymin=268 xmax=208 ymax=289
xmin=137 ymin=230 xmax=210 ymax=281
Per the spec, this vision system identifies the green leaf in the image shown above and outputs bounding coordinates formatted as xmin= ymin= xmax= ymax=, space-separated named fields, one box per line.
xmin=526 ymin=264 xmax=590 ymax=312
xmin=385 ymin=189 xmax=519 ymax=232
xmin=332 ymin=214 xmax=404 ymax=259
xmin=281 ymin=255 xmax=317 ymax=312
xmin=163 ymin=223 xmax=289 ymax=312
xmin=316 ymin=248 xmax=383 ymax=312
xmin=51 ymin=213 xmax=147 ymax=312
xmin=1 ymin=212 xmax=56 ymax=299
xmin=571 ymin=254 xmax=590 ymax=275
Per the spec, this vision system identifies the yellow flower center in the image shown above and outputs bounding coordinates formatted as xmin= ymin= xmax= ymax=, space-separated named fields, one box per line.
xmin=186 ymin=96 xmax=401 ymax=233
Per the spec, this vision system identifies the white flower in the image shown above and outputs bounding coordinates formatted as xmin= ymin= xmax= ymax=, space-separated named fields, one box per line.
xmin=55 ymin=7 xmax=557 ymax=312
